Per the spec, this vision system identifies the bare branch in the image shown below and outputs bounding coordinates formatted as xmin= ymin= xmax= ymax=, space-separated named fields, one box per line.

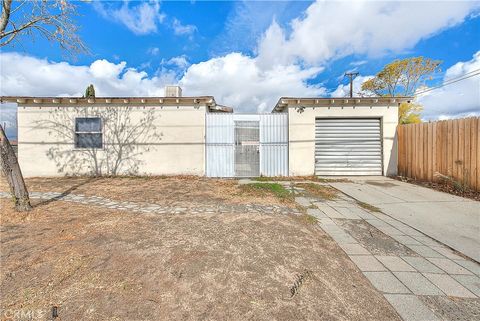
xmin=0 ymin=0 xmax=88 ymax=56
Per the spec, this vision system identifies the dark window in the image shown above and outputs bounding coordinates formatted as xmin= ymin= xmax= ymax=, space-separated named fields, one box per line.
xmin=75 ymin=117 xmax=102 ymax=148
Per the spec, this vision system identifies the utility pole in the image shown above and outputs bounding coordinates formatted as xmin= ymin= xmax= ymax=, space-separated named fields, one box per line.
xmin=344 ymin=72 xmax=359 ymax=98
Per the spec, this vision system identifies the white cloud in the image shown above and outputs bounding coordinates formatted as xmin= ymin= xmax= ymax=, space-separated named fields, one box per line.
xmin=172 ymin=18 xmax=197 ymax=37
xmin=417 ymin=51 xmax=480 ymax=120
xmin=0 ymin=52 xmax=325 ymax=113
xmin=94 ymin=0 xmax=165 ymax=35
xmin=350 ymin=60 xmax=368 ymax=67
xmin=147 ymin=47 xmax=160 ymax=56
xmin=94 ymin=1 xmax=197 ymax=39
xmin=179 ymin=53 xmax=325 ymax=112
xmin=89 ymin=59 xmax=127 ymax=79
xmin=0 ymin=103 xmax=17 ymax=139
xmin=256 ymin=1 xmax=480 ymax=67
xmin=212 ymin=1 xmax=294 ymax=55
xmin=164 ymin=55 xmax=190 ymax=70
xmin=0 ymin=52 xmax=176 ymax=97
xmin=330 ymin=75 xmax=374 ymax=98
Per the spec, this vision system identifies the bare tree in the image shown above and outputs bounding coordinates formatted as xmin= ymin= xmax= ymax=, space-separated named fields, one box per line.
xmin=0 ymin=0 xmax=87 ymax=211
xmin=0 ymin=0 xmax=87 ymax=54
xmin=0 ymin=124 xmax=32 ymax=211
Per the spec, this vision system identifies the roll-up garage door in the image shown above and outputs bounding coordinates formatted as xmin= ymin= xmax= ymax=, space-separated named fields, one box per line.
xmin=315 ymin=118 xmax=382 ymax=176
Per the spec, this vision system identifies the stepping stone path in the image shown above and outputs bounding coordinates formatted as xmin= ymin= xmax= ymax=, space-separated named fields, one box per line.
xmin=0 ymin=191 xmax=300 ymax=216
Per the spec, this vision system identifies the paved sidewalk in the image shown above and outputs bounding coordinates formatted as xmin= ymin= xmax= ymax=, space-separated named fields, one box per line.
xmin=292 ymin=185 xmax=480 ymax=321
xmin=330 ymin=177 xmax=480 ymax=262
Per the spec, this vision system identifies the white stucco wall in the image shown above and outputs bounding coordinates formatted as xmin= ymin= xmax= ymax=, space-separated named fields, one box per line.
xmin=17 ymin=104 xmax=207 ymax=177
xmin=288 ymin=104 xmax=399 ymax=176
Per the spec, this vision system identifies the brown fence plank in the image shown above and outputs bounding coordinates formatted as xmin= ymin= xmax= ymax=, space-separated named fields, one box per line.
xmin=453 ymin=119 xmax=459 ymax=179
xmin=432 ymin=122 xmax=437 ymax=181
xmin=425 ymin=123 xmax=429 ymax=180
xmin=458 ymin=118 xmax=465 ymax=184
xmin=399 ymin=126 xmax=408 ymax=176
xmin=406 ymin=125 xmax=412 ymax=177
xmin=436 ymin=121 xmax=443 ymax=179
xmin=397 ymin=117 xmax=479 ymax=191
xmin=472 ymin=118 xmax=479 ymax=190
xmin=476 ymin=118 xmax=480 ymax=189
xmin=418 ymin=123 xmax=424 ymax=179
xmin=410 ymin=124 xmax=414 ymax=178
xmin=427 ymin=122 xmax=433 ymax=181
xmin=442 ymin=121 xmax=448 ymax=176
xmin=464 ymin=118 xmax=471 ymax=187
xmin=398 ymin=126 xmax=404 ymax=176
xmin=447 ymin=120 xmax=454 ymax=177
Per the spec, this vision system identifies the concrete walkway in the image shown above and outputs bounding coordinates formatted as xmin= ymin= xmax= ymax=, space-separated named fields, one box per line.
xmin=290 ymin=183 xmax=480 ymax=321
xmin=330 ymin=177 xmax=480 ymax=262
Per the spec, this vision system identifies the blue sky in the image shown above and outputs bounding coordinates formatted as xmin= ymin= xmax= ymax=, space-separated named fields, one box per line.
xmin=1 ymin=1 xmax=480 ymax=139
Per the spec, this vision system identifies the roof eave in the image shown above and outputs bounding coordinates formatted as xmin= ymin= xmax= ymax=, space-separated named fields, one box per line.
xmin=0 ymin=96 xmax=217 ymax=108
xmin=272 ymin=96 xmax=414 ymax=112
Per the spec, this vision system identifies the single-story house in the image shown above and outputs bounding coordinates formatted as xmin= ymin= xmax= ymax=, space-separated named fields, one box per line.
xmin=1 ymin=88 xmax=411 ymax=178
xmin=2 ymin=92 xmax=231 ymax=177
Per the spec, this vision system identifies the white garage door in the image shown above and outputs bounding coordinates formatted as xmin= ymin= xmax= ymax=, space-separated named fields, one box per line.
xmin=315 ymin=118 xmax=382 ymax=176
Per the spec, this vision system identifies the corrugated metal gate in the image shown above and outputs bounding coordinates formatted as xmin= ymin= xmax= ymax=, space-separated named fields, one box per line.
xmin=234 ymin=121 xmax=260 ymax=177
xmin=206 ymin=113 xmax=288 ymax=177
xmin=315 ymin=118 xmax=382 ymax=176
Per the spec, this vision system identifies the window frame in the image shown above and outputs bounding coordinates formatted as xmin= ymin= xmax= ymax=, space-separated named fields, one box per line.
xmin=74 ymin=117 xmax=104 ymax=149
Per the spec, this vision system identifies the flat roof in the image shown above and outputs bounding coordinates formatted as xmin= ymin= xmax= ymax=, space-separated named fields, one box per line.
xmin=1 ymin=95 xmax=413 ymax=114
xmin=272 ymin=96 xmax=413 ymax=112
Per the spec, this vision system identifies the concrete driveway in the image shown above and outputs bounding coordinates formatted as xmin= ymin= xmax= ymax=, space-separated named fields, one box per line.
xmin=330 ymin=177 xmax=480 ymax=262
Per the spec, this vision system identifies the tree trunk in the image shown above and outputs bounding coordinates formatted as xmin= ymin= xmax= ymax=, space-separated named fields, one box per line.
xmin=0 ymin=124 xmax=32 ymax=211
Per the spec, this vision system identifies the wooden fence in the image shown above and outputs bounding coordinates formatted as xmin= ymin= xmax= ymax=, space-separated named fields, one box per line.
xmin=397 ymin=117 xmax=479 ymax=191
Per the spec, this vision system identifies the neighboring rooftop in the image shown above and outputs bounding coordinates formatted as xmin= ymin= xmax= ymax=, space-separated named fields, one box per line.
xmin=272 ymin=96 xmax=413 ymax=112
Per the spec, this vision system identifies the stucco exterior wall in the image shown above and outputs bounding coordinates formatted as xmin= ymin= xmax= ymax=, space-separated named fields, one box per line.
xmin=288 ymin=105 xmax=398 ymax=176
xmin=17 ymin=104 xmax=206 ymax=177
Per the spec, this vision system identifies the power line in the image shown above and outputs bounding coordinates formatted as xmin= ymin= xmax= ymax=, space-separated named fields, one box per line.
xmin=415 ymin=69 xmax=480 ymax=96
xmin=455 ymin=68 xmax=480 ymax=77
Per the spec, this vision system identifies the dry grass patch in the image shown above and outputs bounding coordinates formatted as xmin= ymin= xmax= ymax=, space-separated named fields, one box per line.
xmin=238 ymin=183 xmax=294 ymax=204
xmin=297 ymin=213 xmax=318 ymax=225
xmin=255 ymin=176 xmax=351 ymax=183
xmin=0 ymin=176 xmax=298 ymax=209
xmin=296 ymin=183 xmax=338 ymax=200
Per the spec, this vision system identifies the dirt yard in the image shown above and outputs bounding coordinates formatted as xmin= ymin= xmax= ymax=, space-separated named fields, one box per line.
xmin=0 ymin=176 xmax=298 ymax=209
xmin=0 ymin=177 xmax=400 ymax=320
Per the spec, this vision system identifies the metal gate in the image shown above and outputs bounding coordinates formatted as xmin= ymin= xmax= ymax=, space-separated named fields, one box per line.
xmin=206 ymin=113 xmax=288 ymax=177
xmin=315 ymin=118 xmax=382 ymax=176
xmin=234 ymin=121 xmax=260 ymax=177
